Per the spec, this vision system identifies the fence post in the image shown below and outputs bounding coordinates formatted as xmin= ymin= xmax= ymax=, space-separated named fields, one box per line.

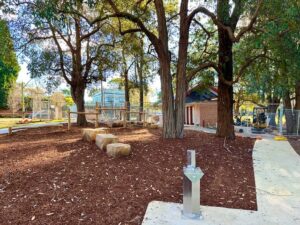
xmin=279 ymin=104 xmax=283 ymax=135
xmin=123 ymin=110 xmax=127 ymax=128
xmin=8 ymin=127 xmax=12 ymax=135
xmin=297 ymin=112 xmax=300 ymax=136
xmin=68 ymin=109 xmax=71 ymax=131
xmin=143 ymin=111 xmax=146 ymax=127
xmin=95 ymin=102 xmax=99 ymax=128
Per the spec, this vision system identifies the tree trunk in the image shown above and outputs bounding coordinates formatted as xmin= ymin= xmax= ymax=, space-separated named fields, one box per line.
xmin=124 ymin=70 xmax=130 ymax=120
xmin=121 ymin=48 xmax=130 ymax=120
xmin=284 ymin=92 xmax=295 ymax=134
xmin=71 ymin=82 xmax=87 ymax=126
xmin=216 ymin=28 xmax=235 ymax=139
xmin=154 ymin=0 xmax=176 ymax=138
xmin=175 ymin=0 xmax=189 ymax=138
xmin=234 ymin=99 xmax=240 ymax=115
xmin=294 ymin=81 xmax=300 ymax=134
xmin=159 ymin=57 xmax=176 ymax=138
xmin=137 ymin=58 xmax=144 ymax=121
xmin=295 ymin=81 xmax=300 ymax=110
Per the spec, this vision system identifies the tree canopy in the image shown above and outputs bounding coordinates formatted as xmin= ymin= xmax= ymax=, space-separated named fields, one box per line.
xmin=0 ymin=19 xmax=20 ymax=109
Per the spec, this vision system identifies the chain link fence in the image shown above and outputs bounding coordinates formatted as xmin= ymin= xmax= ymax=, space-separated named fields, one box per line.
xmin=236 ymin=104 xmax=300 ymax=136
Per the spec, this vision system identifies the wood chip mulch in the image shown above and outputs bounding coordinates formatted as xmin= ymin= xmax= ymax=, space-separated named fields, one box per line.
xmin=0 ymin=125 xmax=256 ymax=225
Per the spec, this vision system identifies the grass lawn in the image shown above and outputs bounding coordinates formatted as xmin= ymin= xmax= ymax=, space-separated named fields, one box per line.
xmin=0 ymin=118 xmax=65 ymax=129
xmin=0 ymin=118 xmax=21 ymax=129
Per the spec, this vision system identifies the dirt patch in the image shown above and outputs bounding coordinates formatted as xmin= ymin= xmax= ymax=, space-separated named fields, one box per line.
xmin=288 ymin=138 xmax=300 ymax=156
xmin=0 ymin=125 xmax=256 ymax=225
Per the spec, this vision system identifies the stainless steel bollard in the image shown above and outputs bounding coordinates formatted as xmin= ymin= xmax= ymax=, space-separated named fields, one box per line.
xmin=182 ymin=150 xmax=204 ymax=219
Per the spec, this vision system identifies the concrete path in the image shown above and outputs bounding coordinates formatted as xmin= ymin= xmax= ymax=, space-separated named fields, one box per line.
xmin=185 ymin=125 xmax=276 ymax=139
xmin=0 ymin=123 xmax=64 ymax=135
xmin=185 ymin=125 xmax=217 ymax=134
xmin=142 ymin=139 xmax=300 ymax=225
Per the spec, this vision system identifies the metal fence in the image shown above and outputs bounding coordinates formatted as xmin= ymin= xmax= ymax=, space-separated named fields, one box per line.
xmin=69 ymin=102 xmax=161 ymax=123
xmin=262 ymin=109 xmax=300 ymax=136
xmin=237 ymin=106 xmax=300 ymax=136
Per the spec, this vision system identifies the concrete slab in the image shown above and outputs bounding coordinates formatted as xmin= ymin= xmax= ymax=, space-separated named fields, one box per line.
xmin=143 ymin=201 xmax=258 ymax=225
xmin=142 ymin=139 xmax=300 ymax=225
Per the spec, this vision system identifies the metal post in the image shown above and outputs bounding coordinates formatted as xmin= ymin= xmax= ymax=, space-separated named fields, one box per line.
xmin=68 ymin=109 xmax=71 ymax=131
xmin=8 ymin=127 xmax=12 ymax=135
xmin=95 ymin=102 xmax=99 ymax=128
xmin=297 ymin=112 xmax=300 ymax=136
xmin=279 ymin=104 xmax=283 ymax=135
xmin=182 ymin=150 xmax=204 ymax=220
xmin=21 ymin=82 xmax=25 ymax=119
xmin=47 ymin=98 xmax=50 ymax=120
xmin=101 ymin=80 xmax=104 ymax=107
xmin=123 ymin=110 xmax=127 ymax=128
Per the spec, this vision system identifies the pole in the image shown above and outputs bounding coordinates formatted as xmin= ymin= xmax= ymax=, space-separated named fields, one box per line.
xmin=101 ymin=80 xmax=104 ymax=107
xmin=279 ymin=104 xmax=283 ymax=135
xmin=297 ymin=112 xmax=300 ymax=136
xmin=143 ymin=111 xmax=146 ymax=127
xmin=123 ymin=106 xmax=127 ymax=128
xmin=21 ymin=79 xmax=33 ymax=119
xmin=47 ymin=98 xmax=50 ymax=120
xmin=21 ymin=82 xmax=25 ymax=119
xmin=95 ymin=102 xmax=99 ymax=128
xmin=68 ymin=109 xmax=71 ymax=131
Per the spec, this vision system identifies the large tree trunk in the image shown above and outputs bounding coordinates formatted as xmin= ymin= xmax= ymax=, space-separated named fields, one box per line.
xmin=295 ymin=81 xmax=300 ymax=110
xmin=122 ymin=48 xmax=130 ymax=120
xmin=234 ymin=99 xmax=241 ymax=115
xmin=124 ymin=70 xmax=130 ymax=120
xmin=159 ymin=57 xmax=176 ymax=138
xmin=284 ymin=92 xmax=295 ymax=134
xmin=71 ymin=17 xmax=87 ymax=126
xmin=175 ymin=0 xmax=189 ymax=138
xmin=71 ymin=82 xmax=87 ymax=126
xmin=216 ymin=28 xmax=235 ymax=139
xmin=154 ymin=0 xmax=176 ymax=138
xmin=137 ymin=58 xmax=144 ymax=122
xmin=294 ymin=81 xmax=300 ymax=134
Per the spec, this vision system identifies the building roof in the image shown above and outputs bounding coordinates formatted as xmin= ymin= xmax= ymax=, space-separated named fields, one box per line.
xmin=185 ymin=86 xmax=218 ymax=104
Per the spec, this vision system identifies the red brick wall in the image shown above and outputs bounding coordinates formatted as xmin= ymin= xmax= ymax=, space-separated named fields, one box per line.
xmin=199 ymin=102 xmax=218 ymax=127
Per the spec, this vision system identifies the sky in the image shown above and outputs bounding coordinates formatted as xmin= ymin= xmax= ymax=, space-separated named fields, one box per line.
xmin=16 ymin=62 xmax=30 ymax=83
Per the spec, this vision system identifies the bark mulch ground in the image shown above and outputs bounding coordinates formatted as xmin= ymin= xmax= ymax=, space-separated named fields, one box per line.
xmin=0 ymin=125 xmax=256 ymax=225
xmin=288 ymin=138 xmax=300 ymax=156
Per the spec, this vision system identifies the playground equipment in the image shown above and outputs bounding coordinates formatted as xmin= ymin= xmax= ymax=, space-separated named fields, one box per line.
xmin=251 ymin=107 xmax=267 ymax=134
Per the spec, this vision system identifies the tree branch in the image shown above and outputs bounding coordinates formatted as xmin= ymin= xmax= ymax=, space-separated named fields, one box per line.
xmin=101 ymin=0 xmax=159 ymax=47
xmin=48 ymin=23 xmax=72 ymax=85
xmin=188 ymin=0 xmax=263 ymax=43
xmin=187 ymin=61 xmax=220 ymax=82
xmin=233 ymin=51 xmax=267 ymax=84
xmin=234 ymin=0 xmax=263 ymax=42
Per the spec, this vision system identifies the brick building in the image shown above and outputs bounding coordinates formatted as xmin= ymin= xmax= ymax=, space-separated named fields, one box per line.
xmin=185 ymin=87 xmax=218 ymax=127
